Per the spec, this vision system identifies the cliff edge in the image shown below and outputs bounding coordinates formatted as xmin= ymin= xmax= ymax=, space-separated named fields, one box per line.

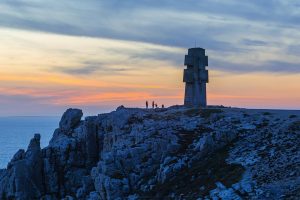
xmin=0 ymin=106 xmax=299 ymax=199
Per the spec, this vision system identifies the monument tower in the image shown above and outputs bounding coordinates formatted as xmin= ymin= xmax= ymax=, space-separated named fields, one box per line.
xmin=183 ymin=47 xmax=209 ymax=107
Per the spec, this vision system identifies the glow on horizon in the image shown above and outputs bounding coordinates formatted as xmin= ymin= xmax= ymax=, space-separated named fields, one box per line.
xmin=0 ymin=28 xmax=299 ymax=115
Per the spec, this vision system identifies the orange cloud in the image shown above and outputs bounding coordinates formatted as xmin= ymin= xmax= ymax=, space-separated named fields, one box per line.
xmin=0 ymin=27 xmax=299 ymax=115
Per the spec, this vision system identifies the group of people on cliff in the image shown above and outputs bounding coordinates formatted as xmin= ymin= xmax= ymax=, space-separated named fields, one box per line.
xmin=145 ymin=101 xmax=164 ymax=109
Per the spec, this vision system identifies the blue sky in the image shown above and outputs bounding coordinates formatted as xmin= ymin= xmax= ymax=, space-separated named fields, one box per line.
xmin=1 ymin=0 xmax=300 ymax=73
xmin=0 ymin=0 xmax=299 ymax=115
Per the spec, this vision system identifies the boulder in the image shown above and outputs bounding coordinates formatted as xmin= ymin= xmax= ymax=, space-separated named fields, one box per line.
xmin=59 ymin=108 xmax=83 ymax=131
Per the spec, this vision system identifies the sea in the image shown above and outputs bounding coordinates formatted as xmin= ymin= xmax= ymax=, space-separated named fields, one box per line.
xmin=0 ymin=116 xmax=60 ymax=169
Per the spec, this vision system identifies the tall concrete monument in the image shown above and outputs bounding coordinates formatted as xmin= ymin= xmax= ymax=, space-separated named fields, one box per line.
xmin=183 ymin=47 xmax=209 ymax=107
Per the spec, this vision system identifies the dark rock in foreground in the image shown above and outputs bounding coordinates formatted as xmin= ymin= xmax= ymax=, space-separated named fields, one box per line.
xmin=0 ymin=107 xmax=299 ymax=199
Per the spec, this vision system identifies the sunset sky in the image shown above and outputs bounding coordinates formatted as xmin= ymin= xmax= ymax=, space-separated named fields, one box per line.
xmin=0 ymin=0 xmax=299 ymax=116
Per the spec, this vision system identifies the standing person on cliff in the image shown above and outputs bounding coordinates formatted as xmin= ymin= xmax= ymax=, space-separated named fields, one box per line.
xmin=146 ymin=101 xmax=148 ymax=109
xmin=152 ymin=101 xmax=155 ymax=109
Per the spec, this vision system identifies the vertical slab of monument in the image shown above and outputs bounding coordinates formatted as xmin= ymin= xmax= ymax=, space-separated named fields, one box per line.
xmin=183 ymin=47 xmax=209 ymax=107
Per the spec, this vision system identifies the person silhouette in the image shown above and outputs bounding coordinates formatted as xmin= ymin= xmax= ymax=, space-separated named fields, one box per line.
xmin=152 ymin=101 xmax=155 ymax=109
xmin=162 ymin=104 xmax=164 ymax=108
xmin=146 ymin=101 xmax=148 ymax=109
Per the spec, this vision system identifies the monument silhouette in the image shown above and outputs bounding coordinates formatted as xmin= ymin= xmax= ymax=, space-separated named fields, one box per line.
xmin=183 ymin=47 xmax=209 ymax=107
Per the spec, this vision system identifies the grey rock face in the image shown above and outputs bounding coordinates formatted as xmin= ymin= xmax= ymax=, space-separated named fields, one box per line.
xmin=59 ymin=108 xmax=83 ymax=132
xmin=0 ymin=107 xmax=299 ymax=199
xmin=0 ymin=134 xmax=43 ymax=200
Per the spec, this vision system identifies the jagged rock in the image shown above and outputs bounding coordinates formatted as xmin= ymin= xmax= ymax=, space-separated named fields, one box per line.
xmin=7 ymin=149 xmax=25 ymax=169
xmin=0 ymin=134 xmax=43 ymax=200
xmin=86 ymin=191 xmax=101 ymax=200
xmin=0 ymin=107 xmax=299 ymax=199
xmin=59 ymin=108 xmax=83 ymax=131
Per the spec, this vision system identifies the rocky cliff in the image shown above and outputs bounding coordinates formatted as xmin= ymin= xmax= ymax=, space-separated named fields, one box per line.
xmin=0 ymin=106 xmax=299 ymax=199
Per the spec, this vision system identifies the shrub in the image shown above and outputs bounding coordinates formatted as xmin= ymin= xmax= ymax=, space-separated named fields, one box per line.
xmin=289 ymin=115 xmax=297 ymax=119
xmin=200 ymin=109 xmax=223 ymax=119
xmin=184 ymin=108 xmax=223 ymax=118
xmin=288 ymin=121 xmax=300 ymax=131
xmin=263 ymin=112 xmax=271 ymax=116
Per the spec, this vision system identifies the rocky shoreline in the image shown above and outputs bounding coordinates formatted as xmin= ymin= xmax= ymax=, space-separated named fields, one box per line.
xmin=0 ymin=106 xmax=299 ymax=199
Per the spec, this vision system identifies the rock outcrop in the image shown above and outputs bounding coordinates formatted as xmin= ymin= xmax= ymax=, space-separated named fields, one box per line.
xmin=0 ymin=107 xmax=299 ymax=199
xmin=0 ymin=134 xmax=43 ymax=199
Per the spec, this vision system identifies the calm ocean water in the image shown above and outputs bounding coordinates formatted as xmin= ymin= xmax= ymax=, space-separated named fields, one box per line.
xmin=0 ymin=116 xmax=60 ymax=168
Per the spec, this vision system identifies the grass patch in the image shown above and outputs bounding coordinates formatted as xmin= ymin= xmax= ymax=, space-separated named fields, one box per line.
xmin=256 ymin=119 xmax=269 ymax=129
xmin=201 ymin=109 xmax=223 ymax=119
xmin=289 ymin=115 xmax=297 ymax=119
xmin=232 ymin=120 xmax=241 ymax=124
xmin=288 ymin=121 xmax=300 ymax=131
xmin=106 ymin=125 xmax=113 ymax=132
xmin=243 ymin=113 xmax=250 ymax=117
xmin=141 ymin=156 xmax=149 ymax=163
xmin=184 ymin=108 xmax=223 ymax=119
xmin=262 ymin=112 xmax=271 ymax=116
xmin=145 ymin=112 xmax=180 ymax=121
xmin=184 ymin=108 xmax=201 ymax=117
xmin=175 ymin=126 xmax=213 ymax=155
xmin=140 ymin=146 xmax=245 ymax=199
xmin=111 ymin=171 xmax=125 ymax=179
xmin=127 ymin=115 xmax=143 ymax=125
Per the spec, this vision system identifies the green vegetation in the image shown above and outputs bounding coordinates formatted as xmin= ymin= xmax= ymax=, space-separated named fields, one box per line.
xmin=288 ymin=121 xmax=300 ymax=131
xmin=106 ymin=125 xmax=113 ymax=132
xmin=111 ymin=171 xmax=125 ymax=179
xmin=263 ymin=112 xmax=271 ymax=116
xmin=243 ymin=113 xmax=250 ymax=117
xmin=257 ymin=119 xmax=269 ymax=128
xmin=232 ymin=120 xmax=241 ymax=124
xmin=127 ymin=115 xmax=143 ymax=124
xmin=184 ymin=108 xmax=223 ymax=118
xmin=141 ymin=156 xmax=149 ymax=163
xmin=289 ymin=115 xmax=297 ymax=119
xmin=145 ymin=112 xmax=180 ymax=121
xmin=141 ymin=146 xmax=245 ymax=198
xmin=176 ymin=126 xmax=213 ymax=155
xmin=201 ymin=109 xmax=223 ymax=118
xmin=183 ymin=108 xmax=201 ymax=117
